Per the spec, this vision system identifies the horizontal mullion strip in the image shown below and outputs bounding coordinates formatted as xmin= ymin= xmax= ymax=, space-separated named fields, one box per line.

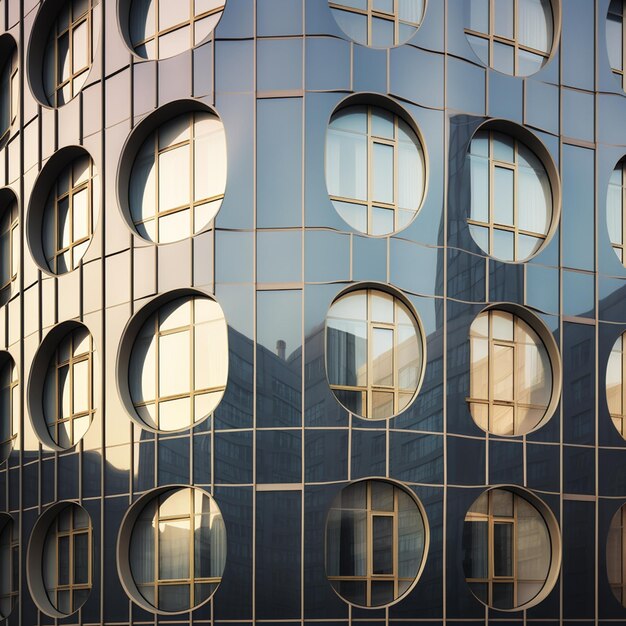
xmin=133 ymin=386 xmax=226 ymax=407
xmin=132 ymin=8 xmax=223 ymax=46
xmin=134 ymin=195 xmax=225 ymax=225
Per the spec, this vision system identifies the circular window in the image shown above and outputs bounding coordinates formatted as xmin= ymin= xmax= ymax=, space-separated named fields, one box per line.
xmin=28 ymin=0 xmax=101 ymax=107
xmin=607 ymin=503 xmax=626 ymax=607
xmin=27 ymin=502 xmax=93 ymax=617
xmin=468 ymin=305 xmax=560 ymax=436
xmin=607 ymin=158 xmax=626 ymax=265
xmin=0 ymin=35 xmax=18 ymax=143
xmin=462 ymin=487 xmax=560 ymax=611
xmin=326 ymin=287 xmax=425 ymax=420
xmin=326 ymin=102 xmax=426 ymax=236
xmin=121 ymin=0 xmax=225 ymax=60
xmin=607 ymin=1 xmax=626 ymax=91
xmin=117 ymin=486 xmax=227 ymax=614
xmin=465 ymin=0 xmax=556 ymax=76
xmin=0 ymin=189 xmax=19 ymax=306
xmin=119 ymin=292 xmax=228 ymax=432
xmin=329 ymin=0 xmax=425 ymax=47
xmin=28 ymin=322 xmax=97 ymax=450
xmin=27 ymin=148 xmax=100 ymax=275
xmin=606 ymin=331 xmax=626 ymax=439
xmin=0 ymin=514 xmax=17 ymax=620
xmin=0 ymin=352 xmax=17 ymax=464
xmin=325 ymin=479 xmax=428 ymax=608
xmin=467 ymin=127 xmax=557 ymax=262
xmin=121 ymin=107 xmax=226 ymax=244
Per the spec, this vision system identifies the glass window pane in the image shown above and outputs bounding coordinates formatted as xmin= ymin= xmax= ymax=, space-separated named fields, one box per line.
xmin=493 ymin=42 xmax=514 ymax=74
xmin=494 ymin=0 xmax=514 ymax=38
xmin=372 ymin=17 xmax=394 ymax=47
xmin=492 ymin=228 xmax=514 ymax=260
xmin=468 ymin=0 xmax=489 ymax=32
xmin=372 ymin=516 xmax=393 ymax=574
xmin=470 ymin=154 xmax=489 ymax=222
xmin=494 ymin=167 xmax=514 ymax=225
xmin=326 ymin=128 xmax=367 ymax=201
xmin=493 ymin=345 xmax=514 ymax=401
xmin=493 ymin=523 xmax=513 ymax=576
xmin=372 ymin=328 xmax=394 ymax=386
xmin=159 ymin=330 xmax=191 ymax=398
xmin=608 ymin=12 xmax=623 ymax=71
xmin=372 ymin=143 xmax=394 ymax=204
xmin=158 ymin=0 xmax=190 ymax=31
xmin=72 ymin=20 xmax=88 ymax=73
xmin=518 ymin=0 xmax=552 ymax=53
xmin=159 ymin=145 xmax=190 ymax=213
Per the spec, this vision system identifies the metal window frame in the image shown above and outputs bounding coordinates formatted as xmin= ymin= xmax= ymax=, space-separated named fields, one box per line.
xmin=609 ymin=333 xmax=626 ymax=438
xmin=608 ymin=161 xmax=626 ymax=265
xmin=0 ymin=200 xmax=18 ymax=304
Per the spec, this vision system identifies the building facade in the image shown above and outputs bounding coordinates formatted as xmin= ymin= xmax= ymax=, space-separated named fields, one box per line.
xmin=0 ymin=0 xmax=622 ymax=624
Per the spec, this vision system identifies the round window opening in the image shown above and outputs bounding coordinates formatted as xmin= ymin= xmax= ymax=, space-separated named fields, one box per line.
xmin=467 ymin=128 xmax=555 ymax=262
xmin=462 ymin=487 xmax=560 ymax=611
xmin=118 ymin=486 xmax=227 ymax=613
xmin=465 ymin=0 xmax=555 ymax=77
xmin=325 ymin=479 xmax=428 ymax=608
xmin=468 ymin=306 xmax=559 ymax=436
xmin=124 ymin=294 xmax=228 ymax=432
xmin=606 ymin=330 xmax=626 ymax=439
xmin=28 ymin=323 xmax=98 ymax=451
xmin=27 ymin=503 xmax=93 ymax=617
xmin=326 ymin=287 xmax=425 ymax=420
xmin=326 ymin=103 xmax=426 ymax=236
xmin=0 ymin=514 xmax=17 ymax=620
xmin=125 ymin=109 xmax=226 ymax=244
xmin=607 ymin=503 xmax=626 ymax=607
xmin=329 ymin=0 xmax=425 ymax=47
xmin=125 ymin=0 xmax=225 ymax=60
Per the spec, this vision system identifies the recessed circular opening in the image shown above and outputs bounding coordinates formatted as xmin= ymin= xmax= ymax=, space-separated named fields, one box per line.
xmin=117 ymin=100 xmax=227 ymax=244
xmin=117 ymin=289 xmax=228 ymax=433
xmin=466 ymin=120 xmax=560 ymax=263
xmin=27 ymin=0 xmax=101 ymax=107
xmin=464 ymin=0 xmax=560 ymax=77
xmin=0 ymin=514 xmax=17 ymax=620
xmin=27 ymin=502 xmax=93 ymax=618
xmin=27 ymin=146 xmax=100 ymax=275
xmin=607 ymin=502 xmax=626 ymax=607
xmin=325 ymin=284 xmax=426 ymax=420
xmin=462 ymin=486 xmax=561 ymax=611
xmin=325 ymin=478 xmax=429 ymax=608
xmin=329 ymin=0 xmax=426 ymax=47
xmin=117 ymin=485 xmax=227 ymax=614
xmin=467 ymin=303 xmax=561 ymax=436
xmin=325 ymin=95 xmax=428 ymax=237
xmin=118 ymin=0 xmax=226 ymax=60
xmin=27 ymin=321 xmax=98 ymax=451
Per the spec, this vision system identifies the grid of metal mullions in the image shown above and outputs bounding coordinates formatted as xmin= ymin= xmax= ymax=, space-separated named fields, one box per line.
xmin=52 ymin=166 xmax=93 ymax=273
xmin=131 ymin=0 xmax=224 ymax=57
xmin=150 ymin=490 xmax=219 ymax=606
xmin=53 ymin=512 xmax=92 ymax=613
xmin=328 ymin=0 xmax=421 ymax=46
xmin=464 ymin=0 xmax=550 ymax=75
xmin=53 ymin=0 xmax=92 ymax=106
xmin=52 ymin=332 xmax=93 ymax=447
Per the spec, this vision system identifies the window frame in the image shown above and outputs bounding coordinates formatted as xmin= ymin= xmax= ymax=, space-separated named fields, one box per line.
xmin=44 ymin=328 xmax=94 ymax=449
xmin=0 ymin=358 xmax=17 ymax=462
xmin=326 ymin=288 xmax=425 ymax=420
xmin=0 ymin=200 xmax=19 ymax=306
xmin=607 ymin=332 xmax=626 ymax=438
xmin=329 ymin=0 xmax=424 ymax=46
xmin=468 ymin=130 xmax=552 ymax=262
xmin=608 ymin=0 xmax=626 ymax=90
xmin=464 ymin=489 xmax=551 ymax=609
xmin=0 ymin=46 xmax=18 ymax=141
xmin=129 ymin=0 xmax=225 ymax=59
xmin=608 ymin=160 xmax=626 ymax=264
xmin=465 ymin=0 xmax=553 ymax=76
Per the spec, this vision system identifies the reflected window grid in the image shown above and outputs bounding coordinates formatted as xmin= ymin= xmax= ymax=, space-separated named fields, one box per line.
xmin=134 ymin=489 xmax=224 ymax=609
xmin=130 ymin=0 xmax=224 ymax=58
xmin=131 ymin=298 xmax=227 ymax=430
xmin=131 ymin=112 xmax=225 ymax=243
xmin=45 ymin=328 xmax=94 ymax=448
xmin=329 ymin=0 xmax=423 ymax=47
xmin=44 ymin=157 xmax=96 ymax=274
xmin=468 ymin=310 xmax=552 ymax=436
xmin=44 ymin=0 xmax=96 ymax=107
xmin=0 ymin=201 xmax=18 ymax=306
xmin=465 ymin=0 xmax=552 ymax=76
xmin=0 ymin=360 xmax=17 ymax=463
xmin=608 ymin=505 xmax=626 ymax=606
xmin=327 ymin=289 xmax=423 ymax=419
xmin=607 ymin=333 xmax=626 ymax=438
xmin=43 ymin=505 xmax=92 ymax=614
xmin=464 ymin=490 xmax=548 ymax=609
xmin=608 ymin=160 xmax=626 ymax=264
xmin=608 ymin=0 xmax=626 ymax=90
xmin=328 ymin=105 xmax=425 ymax=236
xmin=468 ymin=131 xmax=552 ymax=262
xmin=327 ymin=481 xmax=419 ymax=607
xmin=0 ymin=520 xmax=17 ymax=619
xmin=0 ymin=47 xmax=18 ymax=140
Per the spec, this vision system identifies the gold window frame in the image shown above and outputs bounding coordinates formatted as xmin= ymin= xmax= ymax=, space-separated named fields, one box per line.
xmin=464 ymin=0 xmax=552 ymax=76
xmin=608 ymin=160 xmax=626 ymax=265
xmin=608 ymin=333 xmax=626 ymax=438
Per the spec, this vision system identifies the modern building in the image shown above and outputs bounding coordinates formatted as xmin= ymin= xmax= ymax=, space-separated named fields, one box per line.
xmin=0 ymin=0 xmax=622 ymax=624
